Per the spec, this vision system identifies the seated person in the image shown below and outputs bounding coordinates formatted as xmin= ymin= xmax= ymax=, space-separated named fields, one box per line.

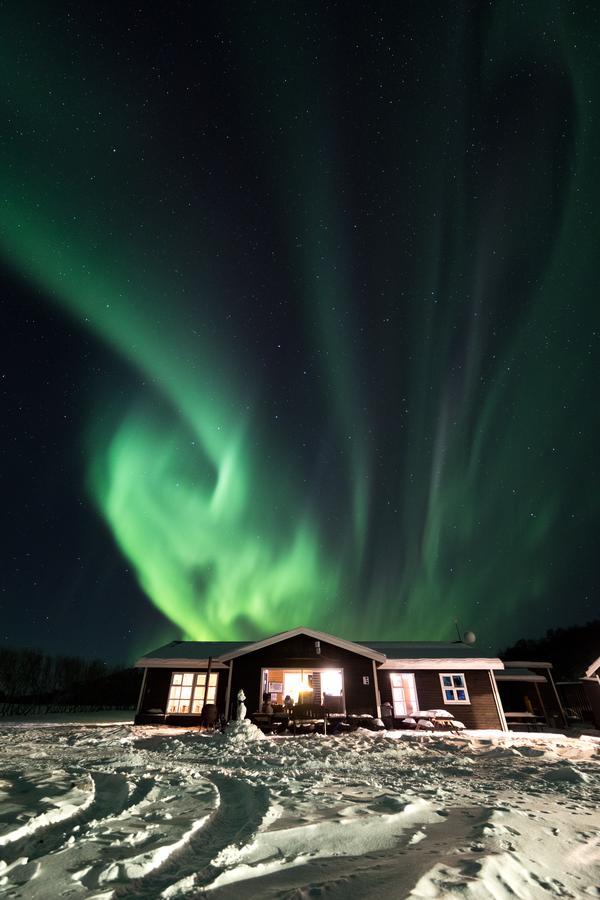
xmin=283 ymin=694 xmax=295 ymax=712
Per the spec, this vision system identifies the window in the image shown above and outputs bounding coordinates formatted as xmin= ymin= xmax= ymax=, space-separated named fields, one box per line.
xmin=389 ymin=673 xmax=419 ymax=717
xmin=261 ymin=668 xmax=344 ymax=710
xmin=167 ymin=671 xmax=218 ymax=714
xmin=439 ymin=673 xmax=470 ymax=704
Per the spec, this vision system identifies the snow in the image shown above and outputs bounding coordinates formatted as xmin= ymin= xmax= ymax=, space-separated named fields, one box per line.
xmin=0 ymin=720 xmax=598 ymax=898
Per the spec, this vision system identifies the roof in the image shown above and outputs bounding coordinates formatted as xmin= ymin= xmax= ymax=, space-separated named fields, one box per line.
xmin=136 ymin=640 xmax=251 ymax=668
xmin=365 ymin=641 xmax=486 ymax=659
xmin=502 ymin=660 xmax=553 ymax=669
xmin=366 ymin=641 xmax=503 ymax=671
xmin=135 ymin=631 xmax=502 ymax=669
xmin=494 ymin=667 xmax=547 ymax=683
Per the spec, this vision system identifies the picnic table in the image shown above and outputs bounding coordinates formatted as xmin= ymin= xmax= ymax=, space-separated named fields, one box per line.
xmin=251 ymin=704 xmax=330 ymax=734
xmin=402 ymin=709 xmax=466 ymax=732
xmin=289 ymin=704 xmax=328 ymax=734
xmin=504 ymin=711 xmax=545 ymax=731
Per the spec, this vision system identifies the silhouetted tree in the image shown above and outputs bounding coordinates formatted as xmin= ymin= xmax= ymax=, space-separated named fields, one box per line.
xmin=500 ymin=620 xmax=600 ymax=680
xmin=0 ymin=647 xmax=141 ymax=707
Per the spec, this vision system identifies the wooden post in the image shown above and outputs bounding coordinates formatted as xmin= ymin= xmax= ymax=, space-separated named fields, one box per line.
xmin=372 ymin=659 xmax=382 ymax=718
xmin=202 ymin=657 xmax=213 ymax=714
xmin=489 ymin=670 xmax=508 ymax=731
xmin=224 ymin=659 xmax=234 ymax=722
xmin=135 ymin=667 xmax=148 ymax=719
xmin=547 ymin=669 xmax=568 ymax=728
xmin=534 ymin=681 xmax=549 ymax=725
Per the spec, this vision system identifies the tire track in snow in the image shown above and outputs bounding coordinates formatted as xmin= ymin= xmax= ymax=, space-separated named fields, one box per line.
xmin=110 ymin=774 xmax=272 ymax=899
xmin=0 ymin=771 xmax=142 ymax=866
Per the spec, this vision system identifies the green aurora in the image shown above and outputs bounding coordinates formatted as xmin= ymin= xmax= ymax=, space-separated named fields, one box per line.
xmin=1 ymin=2 xmax=598 ymax=650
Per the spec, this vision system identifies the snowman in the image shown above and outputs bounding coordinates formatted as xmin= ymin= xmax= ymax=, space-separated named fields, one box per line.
xmin=236 ymin=688 xmax=247 ymax=720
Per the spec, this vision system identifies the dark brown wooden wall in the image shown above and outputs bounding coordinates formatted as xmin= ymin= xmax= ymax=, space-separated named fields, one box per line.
xmin=229 ymin=635 xmax=379 ymax=718
xmin=141 ymin=668 xmax=171 ymax=712
xmin=377 ymin=668 xmax=502 ymax=729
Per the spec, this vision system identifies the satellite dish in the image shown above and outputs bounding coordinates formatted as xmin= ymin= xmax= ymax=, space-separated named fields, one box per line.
xmin=463 ymin=631 xmax=476 ymax=644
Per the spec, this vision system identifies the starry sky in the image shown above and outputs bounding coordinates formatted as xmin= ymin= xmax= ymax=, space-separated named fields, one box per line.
xmin=2 ymin=2 xmax=599 ymax=663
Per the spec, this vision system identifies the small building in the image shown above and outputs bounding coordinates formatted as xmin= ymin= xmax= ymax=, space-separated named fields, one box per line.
xmin=134 ymin=627 xmax=506 ymax=730
xmin=582 ymin=655 xmax=600 ymax=728
xmin=494 ymin=660 xmax=567 ymax=730
xmin=557 ymin=655 xmax=600 ymax=729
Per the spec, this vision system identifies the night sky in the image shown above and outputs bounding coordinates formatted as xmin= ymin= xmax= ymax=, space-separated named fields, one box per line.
xmin=2 ymin=2 xmax=599 ymax=664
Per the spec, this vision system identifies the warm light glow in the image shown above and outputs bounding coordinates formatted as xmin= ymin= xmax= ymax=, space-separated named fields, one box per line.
xmin=321 ymin=668 xmax=343 ymax=696
xmin=283 ymin=672 xmax=313 ymax=703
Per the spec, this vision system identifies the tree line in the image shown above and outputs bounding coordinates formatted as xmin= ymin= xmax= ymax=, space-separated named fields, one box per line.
xmin=0 ymin=647 xmax=142 ymax=706
xmin=500 ymin=619 xmax=600 ymax=680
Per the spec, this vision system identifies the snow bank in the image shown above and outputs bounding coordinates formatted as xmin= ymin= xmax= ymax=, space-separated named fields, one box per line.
xmin=217 ymin=719 xmax=267 ymax=745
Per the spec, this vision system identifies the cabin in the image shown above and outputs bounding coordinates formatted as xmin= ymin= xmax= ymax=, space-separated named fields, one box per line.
xmin=134 ymin=627 xmax=507 ymax=730
xmin=556 ymin=655 xmax=600 ymax=729
xmin=494 ymin=660 xmax=567 ymax=730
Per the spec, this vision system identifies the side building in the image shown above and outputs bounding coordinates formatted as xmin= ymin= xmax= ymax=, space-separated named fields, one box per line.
xmin=494 ymin=660 xmax=567 ymax=729
xmin=134 ymin=627 xmax=506 ymax=730
xmin=556 ymin=655 xmax=600 ymax=729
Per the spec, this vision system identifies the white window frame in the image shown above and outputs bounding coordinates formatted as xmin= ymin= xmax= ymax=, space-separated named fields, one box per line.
xmin=439 ymin=672 xmax=470 ymax=704
xmin=167 ymin=671 xmax=218 ymax=715
xmin=389 ymin=672 xmax=419 ymax=717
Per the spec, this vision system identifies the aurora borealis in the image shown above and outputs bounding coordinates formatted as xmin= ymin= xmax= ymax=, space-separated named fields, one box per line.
xmin=2 ymin=2 xmax=599 ymax=660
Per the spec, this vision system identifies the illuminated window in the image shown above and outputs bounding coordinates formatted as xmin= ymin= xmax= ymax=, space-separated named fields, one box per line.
xmin=283 ymin=671 xmax=312 ymax=704
xmin=439 ymin=673 xmax=470 ymax=704
xmin=167 ymin=672 xmax=218 ymax=714
xmin=389 ymin=673 xmax=419 ymax=717
xmin=321 ymin=669 xmax=343 ymax=697
xmin=262 ymin=668 xmax=344 ymax=708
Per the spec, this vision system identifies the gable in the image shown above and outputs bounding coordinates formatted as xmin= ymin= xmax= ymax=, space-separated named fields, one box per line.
xmin=217 ymin=627 xmax=386 ymax=663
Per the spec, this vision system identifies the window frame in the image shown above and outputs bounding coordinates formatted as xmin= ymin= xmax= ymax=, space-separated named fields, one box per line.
xmin=439 ymin=672 xmax=470 ymax=704
xmin=389 ymin=672 xmax=419 ymax=717
xmin=260 ymin=667 xmax=346 ymax=711
xmin=166 ymin=670 xmax=218 ymax=715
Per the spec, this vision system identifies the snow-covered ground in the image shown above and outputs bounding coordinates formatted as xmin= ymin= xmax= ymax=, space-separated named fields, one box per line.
xmin=0 ymin=719 xmax=598 ymax=899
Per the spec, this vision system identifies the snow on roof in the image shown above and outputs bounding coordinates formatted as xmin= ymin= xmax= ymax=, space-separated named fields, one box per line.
xmin=144 ymin=640 xmax=252 ymax=659
xmin=135 ymin=640 xmax=251 ymax=668
xmin=585 ymin=655 xmax=600 ymax=678
xmin=364 ymin=641 xmax=486 ymax=659
xmin=494 ymin=667 xmax=547 ymax=683
xmin=360 ymin=641 xmax=503 ymax=670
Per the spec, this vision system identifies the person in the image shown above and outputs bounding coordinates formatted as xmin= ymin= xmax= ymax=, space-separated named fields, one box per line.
xmin=262 ymin=691 xmax=273 ymax=714
xmin=283 ymin=694 xmax=294 ymax=712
